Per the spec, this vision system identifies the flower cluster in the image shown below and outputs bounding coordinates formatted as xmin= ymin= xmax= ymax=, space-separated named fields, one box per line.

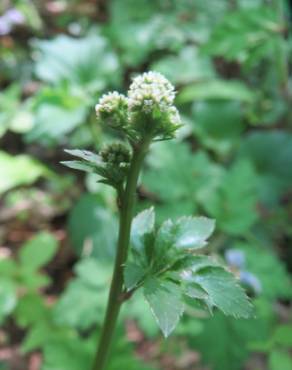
xmin=95 ymin=92 xmax=129 ymax=129
xmin=128 ymin=71 xmax=175 ymax=113
xmin=100 ymin=142 xmax=131 ymax=166
xmin=95 ymin=71 xmax=181 ymax=141
xmin=99 ymin=142 xmax=132 ymax=185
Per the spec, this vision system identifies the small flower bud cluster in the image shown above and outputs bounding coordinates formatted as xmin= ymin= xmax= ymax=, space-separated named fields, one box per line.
xmin=95 ymin=92 xmax=129 ymax=129
xmin=99 ymin=142 xmax=132 ymax=185
xmin=100 ymin=142 xmax=131 ymax=166
xmin=128 ymin=71 xmax=175 ymax=114
xmin=95 ymin=71 xmax=181 ymax=141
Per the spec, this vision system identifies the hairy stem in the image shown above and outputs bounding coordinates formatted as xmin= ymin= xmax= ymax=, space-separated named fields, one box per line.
xmin=92 ymin=140 xmax=150 ymax=370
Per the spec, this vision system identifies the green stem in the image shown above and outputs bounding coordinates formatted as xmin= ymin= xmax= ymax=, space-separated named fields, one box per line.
xmin=92 ymin=140 xmax=150 ymax=370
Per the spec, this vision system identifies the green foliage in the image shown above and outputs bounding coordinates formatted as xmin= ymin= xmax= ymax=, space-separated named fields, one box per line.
xmin=125 ymin=208 xmax=252 ymax=336
xmin=33 ymin=32 xmax=120 ymax=90
xmin=0 ymin=232 xmax=58 ymax=326
xmin=0 ymin=151 xmax=48 ymax=194
xmin=1 ymin=0 xmax=291 ymax=369
xmin=67 ymin=193 xmax=118 ymax=259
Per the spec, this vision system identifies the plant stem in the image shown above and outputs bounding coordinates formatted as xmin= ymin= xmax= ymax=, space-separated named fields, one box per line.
xmin=92 ymin=140 xmax=150 ymax=370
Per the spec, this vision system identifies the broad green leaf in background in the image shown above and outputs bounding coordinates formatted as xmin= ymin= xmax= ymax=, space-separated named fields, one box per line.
xmin=192 ymin=100 xmax=245 ymax=155
xmin=151 ymin=46 xmax=215 ymax=84
xmin=204 ymin=160 xmax=259 ymax=235
xmin=42 ymin=336 xmax=93 ymax=370
xmin=178 ymin=80 xmax=254 ymax=104
xmin=0 ymin=280 xmax=17 ymax=324
xmin=26 ymin=104 xmax=87 ymax=145
xmin=19 ymin=232 xmax=58 ymax=271
xmin=15 ymin=293 xmax=48 ymax=328
xmin=191 ymin=302 xmax=274 ymax=370
xmin=142 ymin=141 xmax=223 ymax=221
xmin=203 ymin=7 xmax=279 ymax=67
xmin=0 ymin=85 xmax=33 ymax=138
xmin=68 ymin=193 xmax=118 ymax=259
xmin=239 ymin=131 xmax=292 ymax=204
xmin=54 ymin=258 xmax=110 ymax=329
xmin=0 ymin=152 xmax=48 ymax=195
xmin=33 ymin=32 xmax=120 ymax=91
xmin=235 ymin=243 xmax=292 ymax=300
xmin=144 ymin=277 xmax=184 ymax=337
xmin=269 ymin=350 xmax=292 ymax=370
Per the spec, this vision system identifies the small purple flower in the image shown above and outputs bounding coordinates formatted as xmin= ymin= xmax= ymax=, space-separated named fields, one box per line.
xmin=0 ymin=17 xmax=11 ymax=35
xmin=0 ymin=8 xmax=25 ymax=35
xmin=225 ymin=249 xmax=245 ymax=269
xmin=240 ymin=271 xmax=262 ymax=294
xmin=5 ymin=9 xmax=25 ymax=24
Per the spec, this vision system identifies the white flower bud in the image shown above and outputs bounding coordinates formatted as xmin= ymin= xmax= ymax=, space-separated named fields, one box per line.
xmin=95 ymin=92 xmax=129 ymax=129
xmin=128 ymin=71 xmax=176 ymax=114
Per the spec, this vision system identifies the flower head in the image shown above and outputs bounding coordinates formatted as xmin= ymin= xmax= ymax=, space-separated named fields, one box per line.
xmin=95 ymin=92 xmax=129 ymax=129
xmin=128 ymin=71 xmax=175 ymax=114
xmin=95 ymin=71 xmax=181 ymax=141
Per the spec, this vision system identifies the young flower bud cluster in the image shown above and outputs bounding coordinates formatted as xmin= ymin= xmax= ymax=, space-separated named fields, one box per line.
xmin=99 ymin=142 xmax=132 ymax=185
xmin=95 ymin=92 xmax=129 ymax=129
xmin=128 ymin=71 xmax=175 ymax=113
xmin=95 ymin=71 xmax=181 ymax=141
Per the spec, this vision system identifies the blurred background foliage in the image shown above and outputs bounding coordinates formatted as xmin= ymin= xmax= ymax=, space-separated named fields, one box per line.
xmin=0 ymin=0 xmax=291 ymax=369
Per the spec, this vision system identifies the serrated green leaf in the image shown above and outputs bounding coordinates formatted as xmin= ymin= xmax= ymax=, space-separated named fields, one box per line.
xmin=19 ymin=232 xmax=58 ymax=271
xmin=124 ymin=262 xmax=145 ymax=290
xmin=0 ymin=279 xmax=17 ymax=324
xmin=64 ymin=149 xmax=100 ymax=165
xmin=194 ymin=267 xmax=253 ymax=318
xmin=60 ymin=160 xmax=95 ymax=173
xmin=173 ymin=216 xmax=215 ymax=249
xmin=143 ymin=277 xmax=184 ymax=337
xmin=131 ymin=207 xmax=155 ymax=251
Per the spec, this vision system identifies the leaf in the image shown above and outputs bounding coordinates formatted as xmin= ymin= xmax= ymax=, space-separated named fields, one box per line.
xmin=143 ymin=277 xmax=184 ymax=337
xmin=273 ymin=325 xmax=292 ymax=347
xmin=42 ymin=335 xmax=93 ymax=370
xmin=178 ymin=80 xmax=254 ymax=104
xmin=26 ymin=104 xmax=87 ymax=145
xmin=68 ymin=193 xmax=118 ymax=259
xmin=53 ymin=280 xmax=103 ymax=330
xmin=235 ymin=243 xmax=292 ymax=300
xmin=33 ymin=32 xmax=120 ymax=90
xmin=64 ymin=149 xmax=101 ymax=164
xmin=193 ymin=267 xmax=253 ymax=318
xmin=15 ymin=293 xmax=47 ymax=328
xmin=204 ymin=160 xmax=258 ymax=235
xmin=239 ymin=131 xmax=292 ymax=204
xmin=19 ymin=232 xmax=58 ymax=271
xmin=124 ymin=262 xmax=145 ymax=290
xmin=151 ymin=46 xmax=215 ymax=84
xmin=143 ymin=141 xmax=223 ymax=220
xmin=192 ymin=305 xmax=273 ymax=370
xmin=0 ymin=151 xmax=47 ymax=195
xmin=0 ymin=279 xmax=17 ymax=324
xmin=269 ymin=350 xmax=292 ymax=370
xmin=203 ymin=7 xmax=278 ymax=67
xmin=172 ymin=216 xmax=215 ymax=249
xmin=131 ymin=207 xmax=155 ymax=251
xmin=60 ymin=160 xmax=95 ymax=173
xmin=192 ymin=101 xmax=244 ymax=155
